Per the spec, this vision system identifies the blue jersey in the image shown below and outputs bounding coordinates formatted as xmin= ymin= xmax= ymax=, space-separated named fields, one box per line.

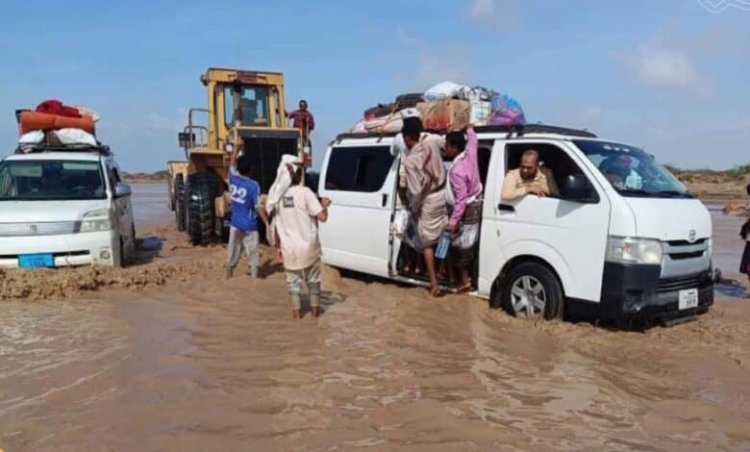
xmin=229 ymin=168 xmax=260 ymax=232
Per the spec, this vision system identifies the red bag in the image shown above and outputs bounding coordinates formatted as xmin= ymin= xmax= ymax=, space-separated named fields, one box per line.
xmin=35 ymin=100 xmax=82 ymax=118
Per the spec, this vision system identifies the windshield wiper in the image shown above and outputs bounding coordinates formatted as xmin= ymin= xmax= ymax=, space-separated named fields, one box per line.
xmin=654 ymin=190 xmax=694 ymax=199
xmin=618 ymin=188 xmax=657 ymax=197
xmin=619 ymin=188 xmax=693 ymax=199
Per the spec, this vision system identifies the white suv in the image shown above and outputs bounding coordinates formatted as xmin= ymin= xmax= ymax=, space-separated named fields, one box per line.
xmin=0 ymin=147 xmax=136 ymax=268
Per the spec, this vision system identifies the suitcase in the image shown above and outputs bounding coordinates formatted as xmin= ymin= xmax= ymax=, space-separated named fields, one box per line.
xmin=395 ymin=92 xmax=424 ymax=109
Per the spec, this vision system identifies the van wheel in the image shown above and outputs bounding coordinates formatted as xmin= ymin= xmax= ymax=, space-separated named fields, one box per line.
xmin=186 ymin=173 xmax=215 ymax=246
xmin=174 ymin=174 xmax=186 ymax=232
xmin=498 ymin=262 xmax=564 ymax=320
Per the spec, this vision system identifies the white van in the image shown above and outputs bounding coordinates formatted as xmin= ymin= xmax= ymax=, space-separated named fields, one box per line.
xmin=318 ymin=125 xmax=713 ymax=324
xmin=0 ymin=146 xmax=136 ymax=268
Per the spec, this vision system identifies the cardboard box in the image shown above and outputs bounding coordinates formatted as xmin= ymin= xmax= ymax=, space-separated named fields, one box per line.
xmin=416 ymin=99 xmax=471 ymax=131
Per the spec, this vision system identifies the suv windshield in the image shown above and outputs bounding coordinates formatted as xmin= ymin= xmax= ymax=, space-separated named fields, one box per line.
xmin=573 ymin=140 xmax=692 ymax=198
xmin=0 ymin=160 xmax=106 ymax=201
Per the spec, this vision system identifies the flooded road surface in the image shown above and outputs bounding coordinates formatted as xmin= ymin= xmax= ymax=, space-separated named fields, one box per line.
xmin=1 ymin=191 xmax=749 ymax=451
xmin=131 ymin=182 xmax=172 ymax=227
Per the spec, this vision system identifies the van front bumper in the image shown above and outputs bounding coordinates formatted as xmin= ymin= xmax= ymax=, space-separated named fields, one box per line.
xmin=0 ymin=230 xmax=118 ymax=268
xmin=598 ymin=263 xmax=714 ymax=322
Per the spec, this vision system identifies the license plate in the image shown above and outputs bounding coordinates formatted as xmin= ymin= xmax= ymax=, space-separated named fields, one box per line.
xmin=678 ymin=288 xmax=699 ymax=310
xmin=18 ymin=254 xmax=54 ymax=268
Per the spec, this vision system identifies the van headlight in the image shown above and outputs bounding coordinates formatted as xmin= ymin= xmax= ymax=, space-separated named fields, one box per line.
xmin=80 ymin=208 xmax=114 ymax=232
xmin=606 ymin=237 xmax=663 ymax=265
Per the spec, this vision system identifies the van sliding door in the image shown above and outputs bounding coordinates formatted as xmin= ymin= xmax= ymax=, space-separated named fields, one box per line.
xmin=318 ymin=144 xmax=397 ymax=277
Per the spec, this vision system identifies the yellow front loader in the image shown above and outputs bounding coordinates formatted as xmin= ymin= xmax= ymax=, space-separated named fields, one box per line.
xmin=167 ymin=68 xmax=306 ymax=245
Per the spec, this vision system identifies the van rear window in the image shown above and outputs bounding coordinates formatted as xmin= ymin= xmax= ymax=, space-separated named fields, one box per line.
xmin=325 ymin=146 xmax=394 ymax=192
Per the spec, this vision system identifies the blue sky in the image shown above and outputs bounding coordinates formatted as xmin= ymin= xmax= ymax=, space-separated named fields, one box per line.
xmin=1 ymin=0 xmax=748 ymax=172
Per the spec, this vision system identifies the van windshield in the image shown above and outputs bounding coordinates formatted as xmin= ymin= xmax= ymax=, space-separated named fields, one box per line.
xmin=573 ymin=140 xmax=692 ymax=199
xmin=0 ymin=160 xmax=106 ymax=201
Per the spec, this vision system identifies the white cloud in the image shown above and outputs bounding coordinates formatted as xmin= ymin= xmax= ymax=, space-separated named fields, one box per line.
xmin=393 ymin=29 xmax=471 ymax=90
xmin=621 ymin=44 xmax=714 ymax=96
xmin=146 ymin=109 xmax=188 ymax=134
xmin=541 ymin=103 xmax=603 ymax=129
xmin=467 ymin=0 xmax=517 ymax=31
xmin=616 ymin=26 xmax=750 ymax=98
xmin=569 ymin=105 xmax=603 ymax=126
xmin=414 ymin=48 xmax=471 ymax=89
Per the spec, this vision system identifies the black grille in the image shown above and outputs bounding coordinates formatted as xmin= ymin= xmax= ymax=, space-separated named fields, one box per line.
xmin=667 ymin=239 xmax=707 ymax=247
xmin=668 ymin=251 xmax=706 ymax=260
xmin=657 ymin=273 xmax=709 ymax=293
xmin=243 ymin=138 xmax=298 ymax=193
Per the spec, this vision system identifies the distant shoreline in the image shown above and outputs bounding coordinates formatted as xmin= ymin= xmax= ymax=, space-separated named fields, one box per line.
xmin=123 ymin=171 xmax=169 ymax=183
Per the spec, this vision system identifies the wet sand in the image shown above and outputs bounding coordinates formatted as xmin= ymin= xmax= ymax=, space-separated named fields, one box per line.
xmin=1 ymin=185 xmax=749 ymax=451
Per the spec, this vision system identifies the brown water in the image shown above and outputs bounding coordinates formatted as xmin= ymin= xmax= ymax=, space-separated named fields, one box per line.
xmin=1 ymin=188 xmax=749 ymax=451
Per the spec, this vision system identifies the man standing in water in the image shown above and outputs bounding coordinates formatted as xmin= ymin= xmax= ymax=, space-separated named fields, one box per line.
xmin=275 ymin=161 xmax=331 ymax=319
xmin=402 ymin=117 xmax=448 ymax=297
xmin=443 ymin=125 xmax=483 ymax=292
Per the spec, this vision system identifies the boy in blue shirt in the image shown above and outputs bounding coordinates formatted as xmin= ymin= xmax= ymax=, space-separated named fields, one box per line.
xmin=226 ymin=146 xmax=267 ymax=279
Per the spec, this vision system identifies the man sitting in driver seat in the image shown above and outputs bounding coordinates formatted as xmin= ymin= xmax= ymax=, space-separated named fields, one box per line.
xmin=501 ymin=149 xmax=559 ymax=201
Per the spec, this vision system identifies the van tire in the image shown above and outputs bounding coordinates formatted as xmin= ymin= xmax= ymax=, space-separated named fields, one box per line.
xmin=175 ymin=174 xmax=186 ymax=232
xmin=497 ymin=262 xmax=564 ymax=320
xmin=186 ymin=173 xmax=215 ymax=246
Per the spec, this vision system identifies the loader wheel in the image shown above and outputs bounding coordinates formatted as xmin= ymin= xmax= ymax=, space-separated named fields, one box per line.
xmin=186 ymin=173 xmax=216 ymax=246
xmin=174 ymin=174 xmax=186 ymax=232
xmin=215 ymin=215 xmax=230 ymax=244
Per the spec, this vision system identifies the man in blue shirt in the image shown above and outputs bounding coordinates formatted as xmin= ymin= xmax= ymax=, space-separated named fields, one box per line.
xmin=226 ymin=146 xmax=267 ymax=279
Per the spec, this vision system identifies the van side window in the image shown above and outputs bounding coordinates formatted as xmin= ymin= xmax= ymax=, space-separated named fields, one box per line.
xmin=505 ymin=143 xmax=595 ymax=202
xmin=442 ymin=141 xmax=492 ymax=189
xmin=325 ymin=146 xmax=394 ymax=192
xmin=478 ymin=141 xmax=493 ymax=188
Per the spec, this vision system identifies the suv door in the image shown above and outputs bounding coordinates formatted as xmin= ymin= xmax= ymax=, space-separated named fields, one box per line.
xmin=106 ymin=160 xmax=135 ymax=260
xmin=318 ymin=143 xmax=397 ymax=277
xmin=479 ymin=140 xmax=611 ymax=302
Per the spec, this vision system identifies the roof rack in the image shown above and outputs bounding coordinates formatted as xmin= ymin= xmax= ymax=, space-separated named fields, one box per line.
xmin=14 ymin=143 xmax=112 ymax=155
xmin=334 ymin=123 xmax=596 ymax=143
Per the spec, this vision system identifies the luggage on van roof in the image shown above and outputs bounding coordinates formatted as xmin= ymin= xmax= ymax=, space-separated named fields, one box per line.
xmin=346 ymin=81 xmax=527 ymax=135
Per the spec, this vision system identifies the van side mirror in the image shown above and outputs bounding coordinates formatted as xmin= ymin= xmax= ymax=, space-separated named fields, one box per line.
xmin=561 ymin=174 xmax=598 ymax=203
xmin=115 ymin=182 xmax=132 ymax=198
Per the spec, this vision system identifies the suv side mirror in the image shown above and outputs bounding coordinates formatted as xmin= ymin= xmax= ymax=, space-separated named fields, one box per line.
xmin=561 ymin=174 xmax=598 ymax=203
xmin=115 ymin=182 xmax=132 ymax=198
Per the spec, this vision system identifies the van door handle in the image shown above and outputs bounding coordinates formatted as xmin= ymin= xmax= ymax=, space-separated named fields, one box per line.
xmin=497 ymin=203 xmax=515 ymax=212
xmin=382 ymin=194 xmax=389 ymax=207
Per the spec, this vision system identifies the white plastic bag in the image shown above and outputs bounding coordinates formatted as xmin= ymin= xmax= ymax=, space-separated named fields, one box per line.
xmin=19 ymin=130 xmax=44 ymax=145
xmin=424 ymin=81 xmax=470 ymax=101
xmin=54 ymin=128 xmax=97 ymax=146
xmin=391 ymin=209 xmax=409 ymax=238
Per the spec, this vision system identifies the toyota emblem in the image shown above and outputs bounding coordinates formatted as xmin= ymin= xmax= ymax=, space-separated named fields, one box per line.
xmin=688 ymin=229 xmax=697 ymax=243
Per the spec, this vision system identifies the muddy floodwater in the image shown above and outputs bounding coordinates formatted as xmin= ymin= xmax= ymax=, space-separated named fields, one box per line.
xmin=1 ymin=185 xmax=749 ymax=451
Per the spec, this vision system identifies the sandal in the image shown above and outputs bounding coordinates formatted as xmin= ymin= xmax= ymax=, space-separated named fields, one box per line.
xmin=455 ymin=282 xmax=472 ymax=294
xmin=429 ymin=286 xmax=445 ymax=298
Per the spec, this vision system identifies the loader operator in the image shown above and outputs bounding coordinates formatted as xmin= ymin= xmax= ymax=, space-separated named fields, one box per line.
xmin=287 ymin=100 xmax=315 ymax=147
